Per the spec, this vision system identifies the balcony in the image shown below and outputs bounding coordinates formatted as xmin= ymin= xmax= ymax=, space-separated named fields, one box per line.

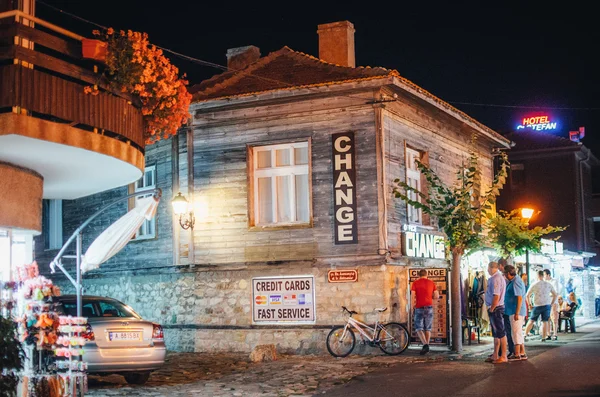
xmin=0 ymin=10 xmax=145 ymax=200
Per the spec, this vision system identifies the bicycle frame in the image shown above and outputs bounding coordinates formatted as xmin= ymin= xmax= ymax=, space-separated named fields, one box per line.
xmin=344 ymin=315 xmax=385 ymax=343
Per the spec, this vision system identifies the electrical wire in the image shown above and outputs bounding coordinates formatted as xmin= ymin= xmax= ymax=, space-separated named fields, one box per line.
xmin=446 ymin=101 xmax=600 ymax=111
xmin=37 ymin=1 xmax=599 ymax=112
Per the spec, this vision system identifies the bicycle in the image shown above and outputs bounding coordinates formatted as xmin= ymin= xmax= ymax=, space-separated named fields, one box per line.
xmin=326 ymin=306 xmax=410 ymax=357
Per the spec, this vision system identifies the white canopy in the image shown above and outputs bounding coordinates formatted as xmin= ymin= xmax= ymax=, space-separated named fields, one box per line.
xmin=80 ymin=196 xmax=159 ymax=273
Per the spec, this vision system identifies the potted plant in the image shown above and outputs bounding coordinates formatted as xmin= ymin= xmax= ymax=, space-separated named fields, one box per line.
xmin=85 ymin=28 xmax=192 ymax=144
xmin=81 ymin=38 xmax=108 ymax=61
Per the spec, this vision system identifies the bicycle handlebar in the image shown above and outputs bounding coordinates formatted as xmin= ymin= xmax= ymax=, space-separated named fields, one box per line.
xmin=341 ymin=306 xmax=358 ymax=315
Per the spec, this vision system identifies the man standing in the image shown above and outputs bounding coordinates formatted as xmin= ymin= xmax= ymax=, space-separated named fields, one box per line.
xmin=525 ymin=271 xmax=557 ymax=341
xmin=485 ymin=261 xmax=508 ymax=364
xmin=544 ymin=269 xmax=561 ymax=340
xmin=498 ymin=258 xmax=514 ymax=358
xmin=504 ymin=265 xmax=528 ymax=360
xmin=411 ymin=269 xmax=439 ymax=355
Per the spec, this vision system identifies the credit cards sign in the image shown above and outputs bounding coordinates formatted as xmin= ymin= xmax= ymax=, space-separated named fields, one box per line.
xmin=252 ymin=276 xmax=316 ymax=324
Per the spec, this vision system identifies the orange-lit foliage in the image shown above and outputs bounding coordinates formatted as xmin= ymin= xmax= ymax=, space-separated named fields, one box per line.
xmin=87 ymin=28 xmax=191 ymax=144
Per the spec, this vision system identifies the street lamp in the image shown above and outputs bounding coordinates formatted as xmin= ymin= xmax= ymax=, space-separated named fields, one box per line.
xmin=521 ymin=207 xmax=534 ymax=285
xmin=172 ymin=192 xmax=195 ymax=230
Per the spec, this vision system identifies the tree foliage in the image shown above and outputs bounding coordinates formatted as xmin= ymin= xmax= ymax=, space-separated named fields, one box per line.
xmin=393 ymin=146 xmax=509 ymax=256
xmin=486 ymin=209 xmax=567 ymax=259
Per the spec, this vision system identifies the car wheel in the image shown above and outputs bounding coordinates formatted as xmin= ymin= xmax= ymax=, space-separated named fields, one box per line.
xmin=123 ymin=371 xmax=151 ymax=385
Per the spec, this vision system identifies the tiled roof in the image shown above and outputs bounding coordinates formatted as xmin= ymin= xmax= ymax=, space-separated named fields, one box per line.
xmin=504 ymin=130 xmax=581 ymax=152
xmin=190 ymin=46 xmax=397 ymax=102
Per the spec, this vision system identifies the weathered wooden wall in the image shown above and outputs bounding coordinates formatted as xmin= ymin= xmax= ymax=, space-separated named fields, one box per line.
xmin=381 ymin=89 xmax=495 ymax=259
xmin=191 ymin=91 xmax=381 ymax=265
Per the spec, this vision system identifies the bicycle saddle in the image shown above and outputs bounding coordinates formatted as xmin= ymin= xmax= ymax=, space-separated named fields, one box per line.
xmin=375 ymin=307 xmax=388 ymax=312
xmin=341 ymin=306 xmax=358 ymax=315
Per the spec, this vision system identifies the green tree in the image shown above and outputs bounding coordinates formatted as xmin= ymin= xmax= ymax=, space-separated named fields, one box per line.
xmin=0 ymin=314 xmax=24 ymax=397
xmin=393 ymin=147 xmax=509 ymax=352
xmin=486 ymin=209 xmax=567 ymax=261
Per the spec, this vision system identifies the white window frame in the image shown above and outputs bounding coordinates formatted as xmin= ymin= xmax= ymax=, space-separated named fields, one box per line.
xmin=405 ymin=147 xmax=422 ymax=225
xmin=251 ymin=141 xmax=311 ymax=227
xmin=133 ymin=165 xmax=157 ymax=240
xmin=47 ymin=199 xmax=63 ymax=250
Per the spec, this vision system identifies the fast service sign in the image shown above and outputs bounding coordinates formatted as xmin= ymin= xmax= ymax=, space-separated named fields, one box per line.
xmin=252 ymin=276 xmax=316 ymax=324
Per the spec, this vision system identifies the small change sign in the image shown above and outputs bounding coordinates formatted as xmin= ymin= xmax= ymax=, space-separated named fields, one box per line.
xmin=252 ymin=275 xmax=316 ymax=324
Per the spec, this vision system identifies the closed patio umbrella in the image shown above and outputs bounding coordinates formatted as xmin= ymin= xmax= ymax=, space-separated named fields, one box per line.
xmin=80 ymin=196 xmax=159 ymax=273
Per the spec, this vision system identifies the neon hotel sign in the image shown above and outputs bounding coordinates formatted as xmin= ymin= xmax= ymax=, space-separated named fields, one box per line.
xmin=516 ymin=115 xmax=557 ymax=131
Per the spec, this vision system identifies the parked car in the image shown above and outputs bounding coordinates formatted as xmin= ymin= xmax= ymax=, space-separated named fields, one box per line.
xmin=55 ymin=295 xmax=166 ymax=384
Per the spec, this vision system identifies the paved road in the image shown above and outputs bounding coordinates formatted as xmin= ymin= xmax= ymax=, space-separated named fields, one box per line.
xmin=322 ymin=323 xmax=600 ymax=397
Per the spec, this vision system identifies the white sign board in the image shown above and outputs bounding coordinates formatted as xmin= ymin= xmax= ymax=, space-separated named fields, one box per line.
xmin=252 ymin=275 xmax=316 ymax=324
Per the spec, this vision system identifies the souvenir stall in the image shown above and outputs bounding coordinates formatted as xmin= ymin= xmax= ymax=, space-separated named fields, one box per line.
xmin=14 ymin=261 xmax=88 ymax=397
xmin=461 ymin=249 xmax=497 ymax=335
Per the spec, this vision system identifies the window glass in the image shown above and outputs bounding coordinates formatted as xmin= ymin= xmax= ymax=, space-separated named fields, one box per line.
xmin=294 ymin=147 xmax=309 ymax=165
xmin=257 ymin=151 xmax=271 ymax=168
xmin=276 ymin=175 xmax=292 ymax=222
xmin=276 ymin=149 xmax=291 ymax=166
xmin=98 ymin=300 xmax=141 ymax=318
xmin=295 ymin=174 xmax=310 ymax=222
xmin=134 ymin=165 xmax=157 ymax=240
xmin=406 ymin=147 xmax=422 ymax=224
xmin=258 ymin=177 xmax=273 ymax=224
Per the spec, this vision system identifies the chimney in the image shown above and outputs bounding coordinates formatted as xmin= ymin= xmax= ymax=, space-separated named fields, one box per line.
xmin=317 ymin=21 xmax=355 ymax=67
xmin=226 ymin=45 xmax=261 ymax=71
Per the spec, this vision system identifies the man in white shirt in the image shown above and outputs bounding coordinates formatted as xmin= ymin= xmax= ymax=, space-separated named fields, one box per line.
xmin=525 ymin=271 xmax=557 ymax=341
xmin=544 ymin=269 xmax=561 ymax=340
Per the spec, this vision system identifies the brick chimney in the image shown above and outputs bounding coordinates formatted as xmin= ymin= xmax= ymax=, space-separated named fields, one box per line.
xmin=317 ymin=21 xmax=355 ymax=67
xmin=226 ymin=45 xmax=261 ymax=71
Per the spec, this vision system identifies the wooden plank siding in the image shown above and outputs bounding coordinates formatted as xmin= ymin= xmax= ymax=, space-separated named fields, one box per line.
xmin=191 ymin=94 xmax=381 ymax=265
xmin=381 ymin=93 xmax=494 ymax=259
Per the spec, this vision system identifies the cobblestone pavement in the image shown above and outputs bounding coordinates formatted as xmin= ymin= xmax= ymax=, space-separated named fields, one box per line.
xmin=87 ymin=323 xmax=596 ymax=397
xmin=87 ymin=346 xmax=444 ymax=397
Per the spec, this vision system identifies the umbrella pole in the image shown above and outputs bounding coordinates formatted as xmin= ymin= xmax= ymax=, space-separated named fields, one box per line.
xmin=48 ymin=187 xmax=162 ymax=317
xmin=76 ymin=232 xmax=82 ymax=317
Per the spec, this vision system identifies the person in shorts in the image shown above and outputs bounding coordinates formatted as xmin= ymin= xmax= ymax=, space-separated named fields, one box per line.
xmin=485 ymin=261 xmax=508 ymax=364
xmin=525 ymin=271 xmax=557 ymax=341
xmin=411 ymin=269 xmax=439 ymax=355
xmin=544 ymin=269 xmax=561 ymax=340
xmin=504 ymin=265 xmax=528 ymax=360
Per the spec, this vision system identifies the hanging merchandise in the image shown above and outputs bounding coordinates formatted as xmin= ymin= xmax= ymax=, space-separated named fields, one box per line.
xmin=13 ymin=261 xmax=88 ymax=397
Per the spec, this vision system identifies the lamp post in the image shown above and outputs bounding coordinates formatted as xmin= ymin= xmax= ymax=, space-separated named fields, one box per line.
xmin=521 ymin=207 xmax=534 ymax=285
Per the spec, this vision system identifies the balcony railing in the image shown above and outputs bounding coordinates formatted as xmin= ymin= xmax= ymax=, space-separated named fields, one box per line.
xmin=0 ymin=10 xmax=145 ymax=150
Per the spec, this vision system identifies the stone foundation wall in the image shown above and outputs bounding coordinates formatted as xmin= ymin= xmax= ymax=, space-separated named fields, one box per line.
xmin=53 ymin=263 xmax=412 ymax=354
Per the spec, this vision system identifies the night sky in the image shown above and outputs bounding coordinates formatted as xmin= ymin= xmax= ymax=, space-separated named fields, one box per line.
xmin=37 ymin=1 xmax=600 ymax=154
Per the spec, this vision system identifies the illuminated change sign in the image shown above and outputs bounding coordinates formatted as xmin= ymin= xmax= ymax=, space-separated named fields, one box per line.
xmin=516 ymin=115 xmax=558 ymax=131
xmin=402 ymin=225 xmax=446 ymax=259
xmin=252 ymin=276 xmax=315 ymax=324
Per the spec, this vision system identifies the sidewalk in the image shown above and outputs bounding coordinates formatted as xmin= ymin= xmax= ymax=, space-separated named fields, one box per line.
xmin=87 ymin=319 xmax=600 ymax=397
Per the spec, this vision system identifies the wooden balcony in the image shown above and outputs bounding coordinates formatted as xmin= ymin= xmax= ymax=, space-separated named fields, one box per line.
xmin=0 ymin=11 xmax=145 ymax=149
xmin=0 ymin=10 xmax=146 ymax=199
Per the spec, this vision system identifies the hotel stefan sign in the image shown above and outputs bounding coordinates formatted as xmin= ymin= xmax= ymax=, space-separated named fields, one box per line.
xmin=332 ymin=132 xmax=358 ymax=244
xmin=402 ymin=225 xmax=446 ymax=259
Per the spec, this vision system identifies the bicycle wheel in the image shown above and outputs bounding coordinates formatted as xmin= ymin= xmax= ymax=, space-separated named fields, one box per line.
xmin=326 ymin=326 xmax=356 ymax=357
xmin=377 ymin=322 xmax=409 ymax=355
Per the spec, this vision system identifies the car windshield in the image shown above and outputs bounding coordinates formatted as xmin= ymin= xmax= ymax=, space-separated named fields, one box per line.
xmin=60 ymin=299 xmax=141 ymax=319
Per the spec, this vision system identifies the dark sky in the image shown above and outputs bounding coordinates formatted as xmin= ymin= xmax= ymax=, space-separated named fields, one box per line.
xmin=37 ymin=1 xmax=600 ymax=154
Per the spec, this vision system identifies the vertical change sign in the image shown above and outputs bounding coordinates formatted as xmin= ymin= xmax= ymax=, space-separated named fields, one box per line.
xmin=252 ymin=276 xmax=316 ymax=324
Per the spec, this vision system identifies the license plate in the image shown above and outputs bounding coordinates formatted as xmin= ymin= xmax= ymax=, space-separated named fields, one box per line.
xmin=109 ymin=331 xmax=141 ymax=341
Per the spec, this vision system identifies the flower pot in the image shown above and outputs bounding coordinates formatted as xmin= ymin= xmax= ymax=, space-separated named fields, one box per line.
xmin=81 ymin=38 xmax=107 ymax=62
